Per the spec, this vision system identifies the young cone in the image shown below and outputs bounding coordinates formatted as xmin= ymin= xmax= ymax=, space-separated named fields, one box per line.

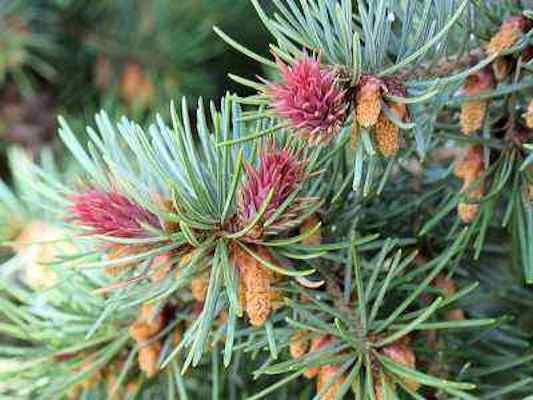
xmin=237 ymin=142 xmax=306 ymax=236
xmin=459 ymin=68 xmax=494 ymax=135
xmin=375 ymin=101 xmax=407 ymax=157
xmin=69 ymin=189 xmax=161 ymax=238
xmin=486 ymin=16 xmax=529 ymax=56
xmin=234 ymin=245 xmax=275 ymax=327
xmin=265 ymin=55 xmax=347 ymax=144
xmin=355 ymin=74 xmax=385 ymax=128
xmin=289 ymin=330 xmax=310 ymax=359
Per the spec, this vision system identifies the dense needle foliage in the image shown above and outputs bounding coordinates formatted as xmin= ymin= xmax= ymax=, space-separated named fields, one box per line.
xmin=0 ymin=1 xmax=533 ymax=399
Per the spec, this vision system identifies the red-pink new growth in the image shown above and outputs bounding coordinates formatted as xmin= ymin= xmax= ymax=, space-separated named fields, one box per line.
xmin=69 ymin=190 xmax=160 ymax=237
xmin=238 ymin=144 xmax=304 ymax=223
xmin=267 ymin=56 xmax=347 ymax=144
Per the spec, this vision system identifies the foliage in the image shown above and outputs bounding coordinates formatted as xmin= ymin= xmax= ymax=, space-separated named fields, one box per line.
xmin=0 ymin=1 xmax=533 ymax=399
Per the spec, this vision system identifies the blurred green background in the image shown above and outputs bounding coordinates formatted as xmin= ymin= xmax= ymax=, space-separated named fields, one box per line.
xmin=0 ymin=0 xmax=270 ymax=178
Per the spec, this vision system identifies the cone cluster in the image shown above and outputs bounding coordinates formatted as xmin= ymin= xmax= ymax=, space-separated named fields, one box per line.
xmin=267 ymin=58 xmax=412 ymax=155
xmin=354 ymin=75 xmax=408 ymax=156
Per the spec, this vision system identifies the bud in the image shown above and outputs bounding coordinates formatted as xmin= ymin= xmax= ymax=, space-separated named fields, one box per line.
xmin=270 ymin=285 xmax=283 ymax=311
xmin=355 ymin=75 xmax=385 ymax=128
xmin=381 ymin=338 xmax=419 ymax=393
xmin=316 ymin=364 xmax=344 ymax=400
xmin=299 ymin=213 xmax=322 ymax=245
xmin=289 ymin=330 xmax=310 ymax=359
xmin=129 ymin=305 xmax=164 ymax=378
xmin=525 ymin=99 xmax=533 ymax=129
xmin=266 ymin=56 xmax=347 ymax=145
xmin=459 ymin=69 xmax=493 ymax=135
xmin=460 ymin=101 xmax=487 ymax=135
xmin=486 ymin=16 xmax=529 ymax=56
xmin=233 ymin=245 xmax=275 ymax=327
xmin=120 ymin=61 xmax=154 ymax=109
xmin=177 ymin=249 xmax=196 ymax=277
xmin=492 ymin=57 xmax=512 ymax=82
